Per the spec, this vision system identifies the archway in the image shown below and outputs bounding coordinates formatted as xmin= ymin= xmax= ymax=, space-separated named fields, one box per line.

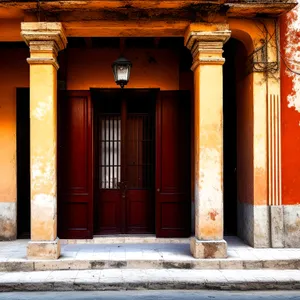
xmin=223 ymin=37 xmax=254 ymax=241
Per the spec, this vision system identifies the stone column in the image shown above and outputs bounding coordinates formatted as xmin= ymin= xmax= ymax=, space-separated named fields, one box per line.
xmin=185 ymin=25 xmax=231 ymax=258
xmin=21 ymin=23 xmax=67 ymax=259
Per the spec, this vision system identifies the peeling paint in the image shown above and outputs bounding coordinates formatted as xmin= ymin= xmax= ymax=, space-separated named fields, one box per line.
xmin=199 ymin=147 xmax=222 ymax=202
xmin=32 ymin=194 xmax=56 ymax=220
xmin=285 ymin=5 xmax=300 ymax=120
xmin=208 ymin=209 xmax=219 ymax=221
xmin=31 ymin=96 xmax=52 ymax=121
xmin=31 ymin=150 xmax=56 ymax=192
xmin=31 ymin=193 xmax=56 ymax=240
xmin=0 ymin=202 xmax=16 ymax=240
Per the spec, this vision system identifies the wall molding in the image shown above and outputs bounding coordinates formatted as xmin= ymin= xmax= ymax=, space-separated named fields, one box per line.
xmin=267 ymin=94 xmax=282 ymax=206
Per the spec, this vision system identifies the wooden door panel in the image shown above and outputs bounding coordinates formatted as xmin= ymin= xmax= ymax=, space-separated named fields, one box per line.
xmin=126 ymin=190 xmax=153 ymax=233
xmin=96 ymin=190 xmax=122 ymax=234
xmin=93 ymin=89 xmax=155 ymax=235
xmin=156 ymin=91 xmax=191 ymax=237
xmin=58 ymin=91 xmax=93 ymax=239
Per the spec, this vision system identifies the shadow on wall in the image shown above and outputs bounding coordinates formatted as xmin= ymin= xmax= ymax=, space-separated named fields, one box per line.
xmin=223 ymin=38 xmax=254 ymax=245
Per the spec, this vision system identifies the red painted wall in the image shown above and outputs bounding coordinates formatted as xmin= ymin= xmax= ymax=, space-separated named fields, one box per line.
xmin=280 ymin=6 xmax=300 ymax=205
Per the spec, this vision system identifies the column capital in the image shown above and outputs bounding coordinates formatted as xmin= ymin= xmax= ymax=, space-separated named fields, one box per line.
xmin=21 ymin=22 xmax=67 ymax=51
xmin=21 ymin=22 xmax=67 ymax=70
xmin=184 ymin=24 xmax=231 ymax=70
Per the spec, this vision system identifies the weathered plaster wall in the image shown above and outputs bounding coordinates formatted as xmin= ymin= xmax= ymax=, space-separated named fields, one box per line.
xmin=0 ymin=47 xmax=29 ymax=240
xmin=233 ymin=34 xmax=270 ymax=247
xmin=66 ymin=48 xmax=179 ymax=90
xmin=236 ymin=68 xmax=270 ymax=246
xmin=230 ymin=20 xmax=271 ymax=210
xmin=279 ymin=6 xmax=300 ymax=247
xmin=281 ymin=5 xmax=300 ymax=206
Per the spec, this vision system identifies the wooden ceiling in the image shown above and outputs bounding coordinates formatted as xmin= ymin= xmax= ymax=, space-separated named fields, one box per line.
xmin=0 ymin=0 xmax=296 ymax=20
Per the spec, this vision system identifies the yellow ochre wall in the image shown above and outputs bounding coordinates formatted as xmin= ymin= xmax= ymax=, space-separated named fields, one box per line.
xmin=0 ymin=47 xmax=29 ymax=239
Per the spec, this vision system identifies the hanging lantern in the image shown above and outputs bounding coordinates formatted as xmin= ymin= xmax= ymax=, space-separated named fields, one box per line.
xmin=112 ymin=56 xmax=132 ymax=89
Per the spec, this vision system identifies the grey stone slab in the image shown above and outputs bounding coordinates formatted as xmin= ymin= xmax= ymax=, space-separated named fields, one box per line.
xmin=2 ymin=269 xmax=300 ymax=291
xmin=237 ymin=203 xmax=270 ymax=248
xmin=270 ymin=205 xmax=284 ymax=248
xmin=283 ymin=205 xmax=300 ymax=247
xmin=35 ymin=260 xmax=91 ymax=271
xmin=0 ymin=261 xmax=34 ymax=272
xmin=219 ymin=259 xmax=244 ymax=269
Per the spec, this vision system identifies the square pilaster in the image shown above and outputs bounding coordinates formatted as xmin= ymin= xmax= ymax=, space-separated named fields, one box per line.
xmin=185 ymin=25 xmax=230 ymax=258
xmin=21 ymin=22 xmax=67 ymax=260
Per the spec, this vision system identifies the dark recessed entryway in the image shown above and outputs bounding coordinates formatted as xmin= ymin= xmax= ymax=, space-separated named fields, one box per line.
xmin=16 ymin=88 xmax=30 ymax=239
xmin=223 ymin=38 xmax=238 ymax=236
xmin=58 ymin=88 xmax=191 ymax=239
xmin=223 ymin=38 xmax=249 ymax=236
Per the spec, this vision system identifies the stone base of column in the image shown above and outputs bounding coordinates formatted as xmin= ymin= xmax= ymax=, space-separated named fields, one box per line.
xmin=27 ymin=237 xmax=61 ymax=260
xmin=190 ymin=237 xmax=227 ymax=258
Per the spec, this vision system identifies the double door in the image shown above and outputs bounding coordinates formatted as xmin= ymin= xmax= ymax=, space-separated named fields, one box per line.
xmin=94 ymin=91 xmax=155 ymax=234
xmin=58 ymin=89 xmax=191 ymax=238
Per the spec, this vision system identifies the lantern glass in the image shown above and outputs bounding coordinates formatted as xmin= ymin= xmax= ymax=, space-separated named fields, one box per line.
xmin=112 ymin=56 xmax=132 ymax=88
xmin=117 ymin=65 xmax=129 ymax=81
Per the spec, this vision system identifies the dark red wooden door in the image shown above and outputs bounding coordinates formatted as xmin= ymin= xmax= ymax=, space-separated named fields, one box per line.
xmin=58 ymin=91 xmax=93 ymax=239
xmin=94 ymin=90 xmax=155 ymax=235
xmin=156 ymin=91 xmax=191 ymax=237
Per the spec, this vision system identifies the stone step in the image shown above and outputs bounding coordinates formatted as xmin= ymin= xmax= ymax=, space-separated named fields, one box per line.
xmin=1 ymin=258 xmax=300 ymax=272
xmin=1 ymin=269 xmax=300 ymax=292
xmin=61 ymin=236 xmax=190 ymax=245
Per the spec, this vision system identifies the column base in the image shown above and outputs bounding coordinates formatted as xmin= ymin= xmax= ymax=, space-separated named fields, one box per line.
xmin=27 ymin=237 xmax=61 ymax=260
xmin=190 ymin=237 xmax=227 ymax=258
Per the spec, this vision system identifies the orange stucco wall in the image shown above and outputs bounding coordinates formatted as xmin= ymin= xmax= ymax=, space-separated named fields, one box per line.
xmin=66 ymin=48 xmax=180 ymax=90
xmin=280 ymin=7 xmax=300 ymax=205
xmin=0 ymin=47 xmax=29 ymax=203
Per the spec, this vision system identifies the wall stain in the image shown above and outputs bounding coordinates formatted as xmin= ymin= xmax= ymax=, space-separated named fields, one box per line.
xmin=208 ymin=210 xmax=218 ymax=221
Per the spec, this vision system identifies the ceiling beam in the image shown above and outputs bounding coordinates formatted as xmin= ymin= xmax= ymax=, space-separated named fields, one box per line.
xmin=0 ymin=1 xmax=224 ymax=10
xmin=63 ymin=21 xmax=189 ymax=37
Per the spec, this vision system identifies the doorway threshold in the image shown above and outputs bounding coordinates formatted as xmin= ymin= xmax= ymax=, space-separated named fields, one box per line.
xmin=61 ymin=235 xmax=190 ymax=245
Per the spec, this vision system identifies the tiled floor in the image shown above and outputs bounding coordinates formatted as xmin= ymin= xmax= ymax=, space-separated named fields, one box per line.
xmin=0 ymin=236 xmax=300 ymax=262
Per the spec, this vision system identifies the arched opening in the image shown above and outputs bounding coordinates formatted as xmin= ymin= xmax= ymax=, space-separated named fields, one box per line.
xmin=223 ymin=37 xmax=253 ymax=242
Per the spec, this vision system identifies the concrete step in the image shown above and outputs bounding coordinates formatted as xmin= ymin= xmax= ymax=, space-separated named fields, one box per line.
xmin=1 ymin=269 xmax=300 ymax=292
xmin=1 ymin=258 xmax=300 ymax=272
